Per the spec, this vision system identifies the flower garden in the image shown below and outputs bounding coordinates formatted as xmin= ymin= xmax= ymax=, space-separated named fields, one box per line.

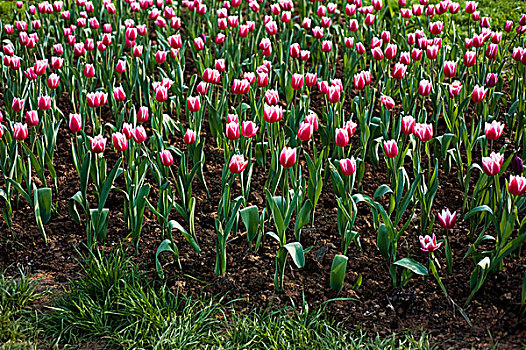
xmin=1 ymin=0 xmax=526 ymax=348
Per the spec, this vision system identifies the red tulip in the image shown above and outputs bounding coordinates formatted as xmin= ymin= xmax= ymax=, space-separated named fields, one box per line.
xmin=305 ymin=113 xmax=319 ymax=132
xmin=335 ymin=128 xmax=349 ymax=147
xmin=297 ymin=122 xmax=314 ymax=142
xmin=187 ymin=96 xmax=201 ymax=112
xmin=112 ymin=132 xmax=128 ymax=151
xmin=429 ymin=21 xmax=443 ymax=35
xmin=241 ymin=121 xmax=258 ymax=138
xmin=26 ymin=110 xmax=39 ymax=127
xmin=137 ymin=107 xmax=149 ymax=123
xmin=508 ymin=175 xmax=526 ymax=196
xmin=340 ymin=157 xmax=356 ymax=175
xmin=380 ymin=95 xmax=395 ymax=110
xmin=132 ymin=126 xmax=147 ymax=143
xmin=13 ymin=123 xmax=28 ymax=140
xmin=443 ymin=61 xmax=457 ymax=78
xmin=328 ymin=86 xmax=341 ymax=103
xmin=69 ymin=113 xmax=82 ymax=132
xmin=401 ymin=115 xmax=415 ymax=135
xmin=419 ymin=234 xmax=442 ymax=252
xmin=305 ymin=73 xmax=317 ymax=87
xmin=155 ymin=50 xmax=167 ymax=64
xmin=291 ymin=74 xmax=304 ymax=90
xmin=228 ymin=154 xmax=248 ymax=173
xmin=47 ymin=73 xmax=60 ymax=89
xmin=438 ymin=208 xmax=456 ymax=230
xmin=264 ymin=105 xmax=283 ymax=123
xmin=159 ymin=150 xmax=174 ymax=166
xmin=413 ymin=123 xmax=433 ymax=142
xmin=265 ymin=90 xmax=279 ymax=105
xmin=484 ymin=121 xmax=504 ymax=140
xmin=279 ymin=147 xmax=296 ymax=168
xmin=38 ymin=95 xmax=52 ymax=110
xmin=471 ymin=85 xmax=488 ymax=103
xmin=345 ymin=120 xmax=357 ymax=138
xmin=448 ymin=80 xmax=463 ymax=98
xmin=184 ymin=129 xmax=196 ymax=144
xmin=12 ymin=97 xmax=24 ymax=112
xmin=116 ymin=59 xmax=127 ymax=74
xmin=482 ymin=152 xmax=503 ymax=176
xmin=354 ymin=72 xmax=366 ymax=90
xmin=463 ymin=51 xmax=477 ymax=67
xmin=392 ymin=63 xmax=407 ymax=79
xmin=289 ymin=43 xmax=300 ymax=58
xmin=384 ymin=43 xmax=397 ymax=60
xmin=226 ymin=121 xmax=240 ymax=140
xmin=418 ymin=80 xmax=432 ymax=97
xmin=89 ymin=135 xmax=107 ymax=153
xmin=383 ymin=140 xmax=398 ymax=158
xmin=371 ymin=47 xmax=384 ymax=60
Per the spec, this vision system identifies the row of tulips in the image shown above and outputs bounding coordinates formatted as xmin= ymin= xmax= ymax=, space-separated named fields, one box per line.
xmin=0 ymin=0 xmax=526 ymax=311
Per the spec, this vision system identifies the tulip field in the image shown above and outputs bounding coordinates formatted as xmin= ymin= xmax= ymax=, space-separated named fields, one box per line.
xmin=1 ymin=0 xmax=526 ymax=347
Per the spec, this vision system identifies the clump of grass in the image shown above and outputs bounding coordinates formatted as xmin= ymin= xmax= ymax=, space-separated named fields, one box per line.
xmin=0 ymin=266 xmax=44 ymax=349
xmin=41 ymin=246 xmax=434 ymax=349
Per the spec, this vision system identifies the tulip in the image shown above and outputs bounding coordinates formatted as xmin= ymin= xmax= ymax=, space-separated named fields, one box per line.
xmin=383 ymin=140 xmax=398 ymax=158
xmin=116 ymin=59 xmax=126 ymax=74
xmin=160 ymin=150 xmax=174 ymax=166
xmin=392 ymin=63 xmax=407 ymax=79
xmin=289 ymin=43 xmax=300 ymax=58
xmin=429 ymin=21 xmax=443 ymax=35
xmin=401 ymin=116 xmax=415 ymax=135
xmin=229 ymin=154 xmax=248 ymax=173
xmin=194 ymin=37 xmax=205 ymax=50
xmin=327 ymin=86 xmax=341 ymax=103
xmin=371 ymin=47 xmax=384 ymax=60
xmin=345 ymin=120 xmax=358 ymax=137
xmin=508 ymin=175 xmax=526 ymax=196
xmin=12 ymin=97 xmax=25 ymax=112
xmin=356 ymin=42 xmax=366 ymax=54
xmin=380 ymin=95 xmax=395 ymax=110
xmin=335 ymin=128 xmax=349 ymax=147
xmin=13 ymin=123 xmax=28 ymax=140
xmin=112 ymin=86 xmax=126 ymax=102
xmin=438 ymin=208 xmax=457 ymax=230
xmin=132 ymin=126 xmax=147 ymax=143
xmin=47 ymin=73 xmax=60 ymax=89
xmin=279 ymin=147 xmax=296 ymax=168
xmin=0 ymin=124 xmax=3 ymax=138
xmin=482 ymin=152 xmax=504 ymax=176
xmin=484 ymin=121 xmax=504 ymax=140
xmin=471 ymin=85 xmax=488 ymax=103
xmin=112 ymin=132 xmax=128 ymax=151
xmin=297 ymin=122 xmax=314 ymax=142
xmin=241 ymin=121 xmax=258 ymax=138
xmin=443 ymin=61 xmax=457 ymax=78
xmin=184 ymin=129 xmax=197 ymax=144
xmin=155 ymin=50 xmax=167 ymax=64
xmin=69 ymin=113 xmax=82 ymax=132
xmin=413 ymin=123 xmax=433 ymax=142
xmin=486 ymin=73 xmax=498 ymax=88
xmin=26 ymin=110 xmax=39 ymax=127
xmin=155 ymin=86 xmax=168 ymax=102
xmin=38 ymin=95 xmax=52 ymax=110
xmin=512 ymin=156 xmax=524 ymax=175
xmin=265 ymin=90 xmax=279 ymax=105
xmin=226 ymin=121 xmax=240 ymax=140
xmin=340 ymin=157 xmax=356 ymax=175
xmin=485 ymin=43 xmax=497 ymax=60
xmin=305 ymin=73 xmax=317 ymax=87
xmin=291 ymin=73 xmax=304 ymax=90
xmin=463 ymin=51 xmax=476 ymax=67
xmin=411 ymin=48 xmax=423 ymax=61
xmin=448 ymin=80 xmax=463 ymax=98
xmin=384 ymin=43 xmax=397 ymax=60
xmin=187 ymin=96 xmax=200 ymax=112
xmin=354 ymin=72 xmax=366 ymax=90
xmin=264 ymin=105 xmax=283 ymax=123
xmin=418 ymin=80 xmax=432 ymax=97
xmin=419 ymin=234 xmax=442 ymax=252
xmin=89 ymin=135 xmax=107 ymax=153
xmin=137 ymin=106 xmax=149 ymax=123
xmin=305 ymin=113 xmax=319 ymax=132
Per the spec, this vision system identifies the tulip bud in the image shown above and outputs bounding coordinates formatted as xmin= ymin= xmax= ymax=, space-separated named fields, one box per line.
xmin=511 ymin=156 xmax=524 ymax=175
xmin=401 ymin=116 xmax=415 ymax=135
xmin=279 ymin=147 xmax=296 ymax=168
xmin=241 ymin=121 xmax=258 ymax=138
xmin=89 ymin=135 xmax=107 ymax=153
xmin=297 ymin=122 xmax=314 ymax=142
xmin=508 ymin=175 xmax=526 ymax=196
xmin=229 ymin=154 xmax=248 ymax=173
xmin=339 ymin=157 xmax=356 ymax=175
xmin=335 ymin=128 xmax=349 ymax=147
xmin=413 ymin=122 xmax=433 ymax=142
xmin=69 ymin=113 xmax=82 ymax=132
xmin=159 ymin=150 xmax=174 ymax=166
xmin=184 ymin=129 xmax=196 ymax=144
xmin=482 ymin=152 xmax=503 ymax=176
xmin=112 ymin=132 xmax=128 ymax=151
xmin=13 ymin=123 xmax=28 ymax=141
xmin=187 ymin=96 xmax=201 ymax=112
xmin=26 ymin=110 xmax=39 ymax=127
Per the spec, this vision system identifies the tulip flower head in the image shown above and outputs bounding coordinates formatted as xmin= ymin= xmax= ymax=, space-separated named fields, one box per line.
xmin=482 ymin=152 xmax=504 ymax=176
xmin=13 ymin=123 xmax=28 ymax=140
xmin=383 ymin=140 xmax=399 ymax=158
xmin=339 ymin=157 xmax=357 ymax=176
xmin=438 ymin=208 xmax=457 ymax=230
xmin=297 ymin=122 xmax=314 ymax=142
xmin=229 ymin=154 xmax=248 ymax=173
xmin=508 ymin=175 xmax=526 ymax=196
xmin=112 ymin=132 xmax=128 ymax=152
xmin=160 ymin=150 xmax=174 ymax=166
xmin=90 ymin=135 xmax=107 ymax=153
xmin=413 ymin=123 xmax=433 ymax=142
xmin=241 ymin=121 xmax=258 ymax=138
xmin=184 ymin=129 xmax=196 ymax=144
xmin=484 ymin=121 xmax=504 ymax=140
xmin=419 ymin=234 xmax=442 ymax=253
xmin=279 ymin=147 xmax=296 ymax=168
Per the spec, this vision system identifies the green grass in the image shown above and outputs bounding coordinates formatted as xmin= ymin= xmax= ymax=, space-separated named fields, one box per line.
xmin=0 ymin=266 xmax=45 ymax=350
xmin=26 ymin=246 xmax=433 ymax=349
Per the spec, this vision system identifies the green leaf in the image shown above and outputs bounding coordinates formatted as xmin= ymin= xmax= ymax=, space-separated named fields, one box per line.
xmin=97 ymin=158 xmax=122 ymax=212
xmin=464 ymin=205 xmax=493 ymax=220
xmin=330 ymin=254 xmax=348 ymax=291
xmin=283 ymin=242 xmax=305 ymax=268
xmin=36 ymin=187 xmax=53 ymax=224
xmin=240 ymin=205 xmax=260 ymax=243
xmin=394 ymin=257 xmax=429 ymax=275
xmin=155 ymin=239 xmax=179 ymax=278
xmin=374 ymin=185 xmax=393 ymax=200
xmin=377 ymin=224 xmax=391 ymax=260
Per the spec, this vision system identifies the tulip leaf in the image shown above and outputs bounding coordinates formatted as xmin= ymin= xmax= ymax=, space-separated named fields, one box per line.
xmin=373 ymin=184 xmax=393 ymax=200
xmin=155 ymin=239 xmax=179 ymax=278
xmin=240 ymin=205 xmax=260 ymax=243
xmin=330 ymin=254 xmax=348 ymax=292
xmin=283 ymin=242 xmax=305 ymax=268
xmin=394 ymin=257 xmax=428 ymax=276
xmin=464 ymin=205 xmax=493 ymax=220
xmin=376 ymin=224 xmax=391 ymax=260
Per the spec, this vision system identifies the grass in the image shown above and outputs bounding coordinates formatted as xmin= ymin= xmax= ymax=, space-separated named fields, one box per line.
xmin=1 ymin=247 xmax=435 ymax=349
